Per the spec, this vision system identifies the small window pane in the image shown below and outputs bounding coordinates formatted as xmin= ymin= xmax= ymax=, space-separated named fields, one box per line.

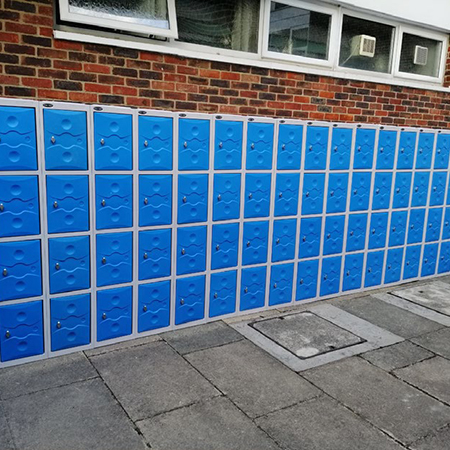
xmin=339 ymin=15 xmax=394 ymax=73
xmin=399 ymin=33 xmax=442 ymax=78
xmin=268 ymin=2 xmax=331 ymax=60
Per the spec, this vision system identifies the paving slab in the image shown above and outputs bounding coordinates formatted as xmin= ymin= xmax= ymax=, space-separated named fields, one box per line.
xmin=256 ymin=395 xmax=403 ymax=450
xmin=89 ymin=340 xmax=218 ymax=421
xmin=2 ymin=378 xmax=147 ymax=450
xmin=0 ymin=403 xmax=14 ymax=450
xmin=137 ymin=396 xmax=280 ymax=450
xmin=303 ymin=357 xmax=450 ymax=445
xmin=84 ymin=334 xmax=162 ymax=357
xmin=186 ymin=340 xmax=319 ymax=418
xmin=410 ymin=425 xmax=450 ymax=450
xmin=411 ymin=328 xmax=450 ymax=359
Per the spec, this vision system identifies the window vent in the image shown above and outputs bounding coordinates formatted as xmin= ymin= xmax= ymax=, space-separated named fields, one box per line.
xmin=414 ymin=45 xmax=428 ymax=65
xmin=350 ymin=34 xmax=376 ymax=58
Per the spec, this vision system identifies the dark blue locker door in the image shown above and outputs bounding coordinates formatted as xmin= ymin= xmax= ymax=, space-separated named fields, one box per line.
xmin=139 ymin=175 xmax=172 ymax=227
xmin=343 ymin=253 xmax=364 ymax=292
xmin=301 ymin=173 xmax=325 ymax=215
xmin=320 ymin=256 xmax=341 ymax=297
xmin=443 ymin=208 xmax=450 ymax=240
xmin=269 ymin=263 xmax=294 ymax=306
xmin=434 ymin=134 xmax=450 ymax=169
xmin=138 ymin=280 xmax=170 ymax=332
xmin=326 ymin=173 xmax=349 ymax=214
xmin=94 ymin=112 xmax=132 ymax=170
xmin=296 ymin=259 xmax=318 ymax=301
xmin=350 ymin=172 xmax=371 ymax=212
xmin=330 ymin=127 xmax=352 ymax=171
xmin=408 ymin=209 xmax=426 ymax=244
xmin=323 ymin=215 xmax=345 ymax=256
xmin=346 ymin=213 xmax=368 ymax=252
xmin=384 ymin=248 xmax=403 ymax=284
xmin=438 ymin=241 xmax=450 ymax=274
xmin=277 ymin=124 xmax=302 ymax=170
xmin=392 ymin=172 xmax=412 ymax=209
xmin=96 ymin=175 xmax=133 ymax=230
xmin=299 ymin=217 xmax=322 ymax=259
xmin=51 ymin=293 xmax=90 ymax=351
xmin=274 ymin=173 xmax=299 ymax=217
xmin=44 ymin=109 xmax=88 ymax=170
xmin=139 ymin=115 xmax=173 ymax=170
xmin=430 ymin=172 xmax=447 ymax=206
xmin=211 ymin=223 xmax=239 ymax=270
xmin=210 ymin=270 xmax=237 ymax=317
xmin=240 ymin=266 xmax=266 ymax=311
xmin=0 ymin=240 xmax=42 ymax=301
xmin=177 ymin=225 xmax=207 ymax=275
xmin=175 ymin=275 xmax=205 ymax=325
xmin=272 ymin=219 xmax=296 ymax=262
xmin=397 ymin=131 xmax=417 ymax=169
xmin=0 ymin=300 xmax=43 ymax=362
xmin=354 ymin=128 xmax=376 ymax=169
xmin=0 ymin=176 xmax=40 ymax=237
xmin=365 ymin=251 xmax=384 ymax=287
xmin=368 ymin=212 xmax=388 ymax=250
xmin=213 ymin=173 xmax=241 ymax=221
xmin=421 ymin=243 xmax=438 ymax=277
xmin=416 ymin=132 xmax=434 ymax=169
xmin=376 ymin=130 xmax=397 ymax=170
xmin=426 ymin=208 xmax=443 ymax=242
xmin=179 ymin=118 xmax=210 ymax=171
xmin=244 ymin=173 xmax=271 ymax=218
xmin=139 ymin=229 xmax=171 ymax=281
xmin=246 ymin=122 xmax=274 ymax=170
xmin=305 ymin=126 xmax=328 ymax=170
xmin=242 ymin=220 xmax=269 ymax=266
xmin=403 ymin=246 xmax=421 ymax=279
xmin=178 ymin=174 xmax=208 ymax=224
xmin=389 ymin=211 xmax=407 ymax=247
xmin=97 ymin=286 xmax=132 ymax=341
xmin=214 ymin=120 xmax=243 ymax=170
xmin=411 ymin=172 xmax=430 ymax=207
xmin=372 ymin=172 xmax=392 ymax=211
xmin=96 ymin=232 xmax=132 ymax=287
xmin=0 ymin=106 xmax=37 ymax=171
xmin=47 ymin=175 xmax=89 ymax=234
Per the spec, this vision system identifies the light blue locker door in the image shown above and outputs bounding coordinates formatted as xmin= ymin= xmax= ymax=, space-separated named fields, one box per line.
xmin=365 ymin=251 xmax=384 ymax=287
xmin=392 ymin=172 xmax=412 ymax=209
xmin=213 ymin=173 xmax=241 ymax=221
xmin=240 ymin=266 xmax=266 ymax=311
xmin=350 ymin=172 xmax=371 ymax=212
xmin=416 ymin=132 xmax=434 ymax=169
xmin=246 ymin=122 xmax=274 ymax=170
xmin=0 ymin=106 xmax=37 ymax=171
xmin=372 ymin=172 xmax=392 ymax=211
xmin=139 ymin=229 xmax=171 ymax=281
xmin=403 ymin=246 xmax=421 ymax=279
xmin=299 ymin=217 xmax=322 ymax=259
xmin=214 ymin=120 xmax=243 ymax=170
xmin=326 ymin=173 xmax=348 ymax=214
xmin=138 ymin=280 xmax=170 ymax=332
xmin=430 ymin=172 xmax=447 ymax=206
xmin=211 ymin=223 xmax=239 ymax=270
xmin=434 ymin=133 xmax=450 ymax=169
xmin=320 ymin=256 xmax=341 ymax=297
xmin=269 ymin=263 xmax=294 ymax=306
xmin=296 ymin=259 xmax=318 ymax=301
xmin=139 ymin=115 xmax=173 ymax=170
xmin=272 ymin=219 xmax=296 ymax=262
xmin=443 ymin=208 xmax=450 ymax=240
xmin=177 ymin=225 xmax=207 ymax=275
xmin=178 ymin=174 xmax=208 ymax=224
xmin=323 ymin=215 xmax=345 ymax=256
xmin=421 ymin=243 xmax=438 ymax=277
xmin=389 ymin=211 xmax=407 ymax=247
xmin=330 ymin=127 xmax=352 ymax=171
xmin=47 ymin=175 xmax=89 ymax=234
xmin=244 ymin=173 xmax=271 ymax=218
xmin=301 ymin=173 xmax=325 ymax=215
xmin=376 ymin=130 xmax=397 ymax=170
xmin=411 ymin=172 xmax=430 ymax=207
xmin=139 ymin=175 xmax=172 ymax=227
xmin=397 ymin=131 xmax=417 ymax=169
xmin=385 ymin=248 xmax=404 ymax=284
xmin=94 ymin=112 xmax=132 ymax=170
xmin=175 ymin=275 xmax=205 ymax=325
xmin=0 ymin=240 xmax=42 ymax=301
xmin=274 ymin=173 xmax=299 ymax=217
xmin=408 ymin=209 xmax=426 ymax=244
xmin=346 ymin=213 xmax=368 ymax=252
xmin=368 ymin=212 xmax=388 ymax=250
xmin=438 ymin=241 xmax=450 ymax=274
xmin=277 ymin=124 xmax=302 ymax=170
xmin=305 ymin=126 xmax=328 ymax=170
xmin=354 ymin=128 xmax=376 ymax=169
xmin=426 ymin=208 xmax=443 ymax=242
xmin=0 ymin=176 xmax=40 ymax=237
xmin=44 ymin=109 xmax=88 ymax=170
xmin=179 ymin=118 xmax=210 ymax=171
xmin=209 ymin=270 xmax=237 ymax=317
xmin=343 ymin=253 xmax=364 ymax=292
xmin=242 ymin=220 xmax=269 ymax=266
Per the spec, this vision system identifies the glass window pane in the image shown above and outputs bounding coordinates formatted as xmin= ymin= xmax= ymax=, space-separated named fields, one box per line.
xmin=268 ymin=2 xmax=331 ymax=60
xmin=339 ymin=15 xmax=394 ymax=73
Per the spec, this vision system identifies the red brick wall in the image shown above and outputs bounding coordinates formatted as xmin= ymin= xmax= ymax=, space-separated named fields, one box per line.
xmin=1 ymin=0 xmax=450 ymax=128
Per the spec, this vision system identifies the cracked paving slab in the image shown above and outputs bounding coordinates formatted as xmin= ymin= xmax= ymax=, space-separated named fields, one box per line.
xmin=411 ymin=328 xmax=450 ymax=359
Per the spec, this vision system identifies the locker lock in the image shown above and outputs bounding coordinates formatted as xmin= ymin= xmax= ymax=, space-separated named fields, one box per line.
xmin=143 ymin=305 xmax=148 ymax=312
xmin=100 ymin=138 xmax=105 ymax=146
xmin=144 ymin=140 xmax=149 ymax=147
xmin=2 ymin=269 xmax=7 ymax=277
xmin=248 ymin=193 xmax=253 ymax=199
xmin=419 ymin=148 xmax=423 ymax=154
xmin=401 ymin=148 xmax=404 ymax=153
xmin=143 ymin=253 xmax=148 ymax=259
xmin=5 ymin=330 xmax=10 ymax=339
xmin=181 ymin=248 xmax=186 ymax=255
xmin=433 ymin=186 xmax=437 ymax=191
xmin=278 ymin=192 xmax=283 ymax=198
xmin=372 ymin=229 xmax=375 ymax=234
xmin=180 ymin=298 xmax=185 ymax=305
xmin=144 ymin=198 xmax=149 ymax=205
xmin=182 ymin=196 xmax=187 ymax=203
xmin=276 ymin=238 xmax=280 ymax=244
xmin=282 ymin=144 xmax=286 ymax=150
xmin=299 ymin=279 xmax=303 ymax=285
xmin=215 ymin=244 xmax=220 ymax=251
xmin=219 ymin=142 xmax=223 ymax=148
xmin=392 ymin=227 xmax=396 ymax=232
xmin=346 ymin=270 xmax=350 ymax=276
xmin=380 ymin=148 xmax=384 ymax=153
xmin=415 ymin=187 xmax=418 ymax=192
xmin=406 ymin=261 xmax=410 ymax=266
xmin=246 ymin=241 xmax=250 ymax=247
xmin=244 ymin=287 xmax=248 ymax=293
xmin=183 ymin=142 xmax=188 ymax=148
xmin=410 ymin=224 xmax=414 ymax=229
xmin=424 ymin=258 xmax=428 ymax=263
xmin=53 ymin=201 xmax=58 ymax=209
xmin=357 ymin=146 xmax=361 ymax=152
xmin=350 ymin=231 xmax=354 ymax=236
xmin=250 ymin=143 xmax=255 ymax=149
xmin=56 ymin=321 xmax=61 ymax=329
xmin=214 ymin=292 xmax=218 ymax=298
xmin=217 ymin=194 xmax=221 ymax=201
xmin=327 ymin=233 xmax=331 ymax=239
xmin=309 ymin=145 xmax=312 ymax=151
xmin=376 ymin=189 xmax=380 ymax=194
xmin=334 ymin=146 xmax=338 ymax=152
xmin=273 ymin=283 xmax=277 ymax=288
xmin=446 ymin=222 xmax=449 ymax=227
xmin=305 ymin=192 xmax=309 ymax=197
xmin=368 ymin=267 xmax=372 ymax=273
xmin=51 ymin=136 xmax=56 ymax=144
xmin=102 ymin=312 xmax=107 ymax=320
xmin=302 ymin=236 xmax=306 ymax=242
xmin=323 ymin=274 xmax=327 ymax=280
xmin=101 ymin=199 xmax=106 ymax=207
xmin=330 ymin=191 xmax=334 ymax=197
xmin=102 ymin=257 xmax=107 ymax=264
xmin=396 ymin=188 xmax=400 ymax=193
xmin=429 ymin=223 xmax=433 ymax=228
xmin=55 ymin=263 xmax=60 ymax=270
xmin=438 ymin=149 xmax=441 ymax=154
xmin=0 ymin=204 xmax=4 ymax=212
xmin=388 ymin=264 xmax=392 ymax=269
xmin=353 ymin=189 xmax=358 ymax=195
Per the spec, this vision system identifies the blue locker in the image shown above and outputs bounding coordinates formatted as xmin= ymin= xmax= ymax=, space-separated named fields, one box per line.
xmin=305 ymin=126 xmax=328 ymax=170
xmin=0 ymin=240 xmax=42 ymax=301
xmin=404 ymin=246 xmax=421 ymax=279
xmin=411 ymin=172 xmax=430 ymax=207
xmin=421 ymin=243 xmax=438 ymax=277
xmin=94 ymin=112 xmax=132 ymax=170
xmin=368 ymin=212 xmax=388 ymax=250
xmin=44 ymin=109 xmax=88 ymax=171
xmin=397 ymin=131 xmax=417 ymax=169
xmin=97 ymin=286 xmax=132 ymax=341
xmin=353 ymin=128 xmax=376 ymax=169
xmin=178 ymin=174 xmax=208 ymax=224
xmin=47 ymin=175 xmax=89 ymax=234
xmin=240 ymin=266 xmax=266 ymax=311
xmin=51 ymin=293 xmax=90 ymax=351
xmin=139 ymin=115 xmax=173 ymax=170
xmin=350 ymin=172 xmax=371 ymax=211
xmin=138 ymin=280 xmax=170 ymax=332
xmin=426 ymin=208 xmax=443 ymax=242
xmin=376 ymin=130 xmax=397 ymax=170
xmin=269 ymin=263 xmax=294 ymax=306
xmin=372 ymin=172 xmax=392 ymax=210
xmin=96 ymin=232 xmax=132 ymax=287
xmin=343 ymin=253 xmax=364 ymax=292
xmin=416 ymin=132 xmax=434 ymax=169
xmin=214 ymin=120 xmax=243 ymax=170
xmin=0 ymin=106 xmax=37 ymax=171
xmin=323 ymin=215 xmax=345 ymax=256
xmin=408 ymin=209 xmax=426 ymax=244
xmin=438 ymin=241 xmax=450 ymax=274
xmin=277 ymin=124 xmax=302 ymax=170
xmin=211 ymin=223 xmax=239 ymax=270
xmin=244 ymin=173 xmax=271 ymax=218
xmin=430 ymin=172 xmax=447 ymax=206
xmin=320 ymin=256 xmax=341 ymax=297
xmin=365 ymin=251 xmax=384 ymax=287
xmin=139 ymin=229 xmax=171 ymax=281
xmin=0 ymin=176 xmax=40 ymax=237
xmin=274 ymin=173 xmax=299 ymax=217
xmin=246 ymin=122 xmax=274 ymax=170
xmin=443 ymin=208 xmax=450 ymax=240
xmin=389 ymin=211 xmax=408 ymax=247
xmin=210 ymin=270 xmax=237 ymax=317
xmin=296 ymin=259 xmax=318 ymax=301
xmin=96 ymin=175 xmax=133 ymax=230
xmin=213 ymin=173 xmax=241 ymax=221
xmin=272 ymin=219 xmax=296 ymax=262
xmin=175 ymin=275 xmax=205 ymax=325
xmin=299 ymin=217 xmax=322 ymax=259
xmin=392 ymin=172 xmax=412 ymax=209
xmin=139 ymin=175 xmax=172 ymax=227
xmin=330 ymin=127 xmax=352 ymax=171
xmin=0 ymin=300 xmax=43 ymax=362
xmin=346 ymin=213 xmax=368 ymax=252
xmin=385 ymin=248 xmax=403 ymax=284
xmin=177 ymin=225 xmax=207 ymax=275
xmin=302 ymin=173 xmax=325 ymax=215
xmin=326 ymin=172 xmax=349 ymax=214
xmin=242 ymin=220 xmax=269 ymax=266
xmin=434 ymin=133 xmax=450 ymax=169
xmin=179 ymin=118 xmax=210 ymax=171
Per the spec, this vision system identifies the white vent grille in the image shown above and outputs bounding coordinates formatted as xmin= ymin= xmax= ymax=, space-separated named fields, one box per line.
xmin=350 ymin=35 xmax=376 ymax=58
xmin=414 ymin=45 xmax=428 ymax=66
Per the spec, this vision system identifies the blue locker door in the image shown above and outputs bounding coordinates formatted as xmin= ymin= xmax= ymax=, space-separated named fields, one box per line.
xmin=246 ymin=122 xmax=274 ymax=170
xmin=404 ymin=246 xmax=421 ymax=279
xmin=139 ymin=115 xmax=173 ymax=170
xmin=372 ymin=172 xmax=392 ymax=210
xmin=139 ymin=175 xmax=172 ymax=227
xmin=179 ymin=118 xmax=210 ymax=171
xmin=343 ymin=253 xmax=364 ymax=292
xmin=0 ymin=176 xmax=40 ymax=237
xmin=274 ymin=173 xmax=299 ymax=217
xmin=411 ymin=172 xmax=430 ymax=207
xmin=44 ymin=109 xmax=88 ymax=170
xmin=0 ymin=240 xmax=42 ymax=301
xmin=299 ymin=217 xmax=322 ymax=259
xmin=326 ymin=173 xmax=349 ymax=214
xmin=0 ymin=300 xmax=43 ymax=362
xmin=365 ymin=251 xmax=384 ymax=287
xmin=430 ymin=172 xmax=447 ymax=206
xmin=277 ymin=124 xmax=302 ymax=170
xmin=434 ymin=134 xmax=450 ymax=169
xmin=210 ymin=270 xmax=237 ymax=317
xmin=426 ymin=208 xmax=443 ymax=242
xmin=96 ymin=232 xmax=132 ymax=287
xmin=350 ymin=172 xmax=371 ymax=212
xmin=138 ymin=229 xmax=171 ymax=281
xmin=269 ymin=263 xmax=294 ymax=306
xmin=330 ymin=127 xmax=352 ymax=171
xmin=421 ymin=243 xmax=438 ymax=277
xmin=353 ymin=128 xmax=376 ymax=169
xmin=272 ymin=219 xmax=296 ymax=262
xmin=438 ymin=241 xmax=450 ymax=274
xmin=242 ymin=220 xmax=269 ymax=266
xmin=376 ymin=130 xmax=397 ymax=170
xmin=244 ymin=173 xmax=271 ymax=218
xmin=443 ymin=208 xmax=450 ymax=240
xmin=296 ymin=259 xmax=318 ymax=301
xmin=214 ymin=120 xmax=243 ymax=170
xmin=175 ymin=275 xmax=205 ymax=325
xmin=408 ymin=209 xmax=426 ymax=244
xmin=47 ymin=175 xmax=89 ymax=234
xmin=305 ymin=126 xmax=328 ymax=170
xmin=368 ymin=212 xmax=388 ymax=250
xmin=0 ymin=106 xmax=37 ymax=171
xmin=211 ymin=223 xmax=239 ymax=270
xmin=177 ymin=225 xmax=207 ymax=275
xmin=301 ymin=173 xmax=325 ymax=215
xmin=94 ymin=112 xmax=132 ymax=170
xmin=392 ymin=172 xmax=412 ymax=209
xmin=320 ymin=256 xmax=341 ymax=297
xmin=240 ymin=266 xmax=266 ymax=311
xmin=416 ymin=132 xmax=434 ymax=169
xmin=213 ymin=173 xmax=241 ymax=221
xmin=138 ymin=280 xmax=170 ymax=332
xmin=346 ymin=213 xmax=368 ymax=252
xmin=178 ymin=174 xmax=208 ymax=224
xmin=384 ymin=248 xmax=403 ymax=284
xmin=397 ymin=131 xmax=417 ymax=169
xmin=323 ymin=215 xmax=345 ymax=256
xmin=389 ymin=211 xmax=407 ymax=247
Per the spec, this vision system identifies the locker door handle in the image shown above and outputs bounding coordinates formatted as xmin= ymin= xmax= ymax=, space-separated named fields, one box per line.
xmin=5 ymin=330 xmax=10 ymax=339
xmin=182 ymin=196 xmax=187 ymax=203
xmin=368 ymin=268 xmax=372 ymax=273
xmin=437 ymin=149 xmax=441 ymax=154
xmin=400 ymin=148 xmax=404 ymax=153
xmin=244 ymin=287 xmax=248 ymax=293
xmin=217 ymin=194 xmax=221 ymax=201
xmin=330 ymin=191 xmax=334 ymax=196
xmin=276 ymin=238 xmax=280 ymax=244
xmin=350 ymin=231 xmax=354 ymax=236
xmin=305 ymin=192 xmax=309 ymax=197
xmin=281 ymin=144 xmax=286 ymax=150
xmin=100 ymin=138 xmax=105 ymax=145
xmin=357 ymin=146 xmax=361 ymax=152
xmin=51 ymin=136 xmax=56 ymax=144
xmin=353 ymin=190 xmax=358 ymax=195
xmin=143 ymin=253 xmax=148 ymax=259
xmin=181 ymin=248 xmax=186 ymax=255
xmin=323 ymin=274 xmax=327 ymax=280
xmin=273 ymin=283 xmax=277 ymax=288
xmin=379 ymin=147 xmax=384 ymax=153
xmin=53 ymin=201 xmax=58 ymax=208
xmin=102 ymin=257 xmax=107 ymax=264
xmin=375 ymin=189 xmax=380 ymax=194
xmin=143 ymin=198 xmax=148 ymax=205
xmin=419 ymin=148 xmax=423 ymax=153
xmin=372 ymin=229 xmax=375 ymax=234
xmin=144 ymin=140 xmax=148 ymax=147
xmin=302 ymin=236 xmax=306 ymax=242
xmin=248 ymin=193 xmax=253 ymax=199
xmin=2 ymin=269 xmax=7 ymax=277
xmin=278 ymin=192 xmax=283 ymax=198
xmin=143 ymin=305 xmax=148 ymax=312
xmin=218 ymin=142 xmax=223 ymax=148
xmin=246 ymin=241 xmax=250 ymax=247
xmin=388 ymin=265 xmax=392 ymax=269
xmin=215 ymin=245 xmax=220 ymax=251
xmin=415 ymin=187 xmax=418 ymax=192
xmin=406 ymin=261 xmax=410 ymax=266
xmin=392 ymin=227 xmax=396 ymax=232
xmin=214 ymin=292 xmax=218 ymax=298
xmin=0 ymin=204 xmax=4 ymax=212
xmin=101 ymin=199 xmax=106 ymax=207
xmin=183 ymin=142 xmax=188 ymax=148
xmin=180 ymin=298 xmax=185 ymax=305
xmin=55 ymin=263 xmax=60 ymax=270
xmin=299 ymin=279 xmax=303 ymax=285
xmin=327 ymin=233 xmax=331 ymax=239
xmin=56 ymin=321 xmax=61 ymax=329
xmin=346 ymin=271 xmax=350 ymax=276
xmin=309 ymin=145 xmax=312 ymax=151
xmin=250 ymin=143 xmax=255 ymax=149
xmin=424 ymin=258 xmax=428 ymax=263
xmin=102 ymin=312 xmax=107 ymax=319
xmin=334 ymin=146 xmax=338 ymax=152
